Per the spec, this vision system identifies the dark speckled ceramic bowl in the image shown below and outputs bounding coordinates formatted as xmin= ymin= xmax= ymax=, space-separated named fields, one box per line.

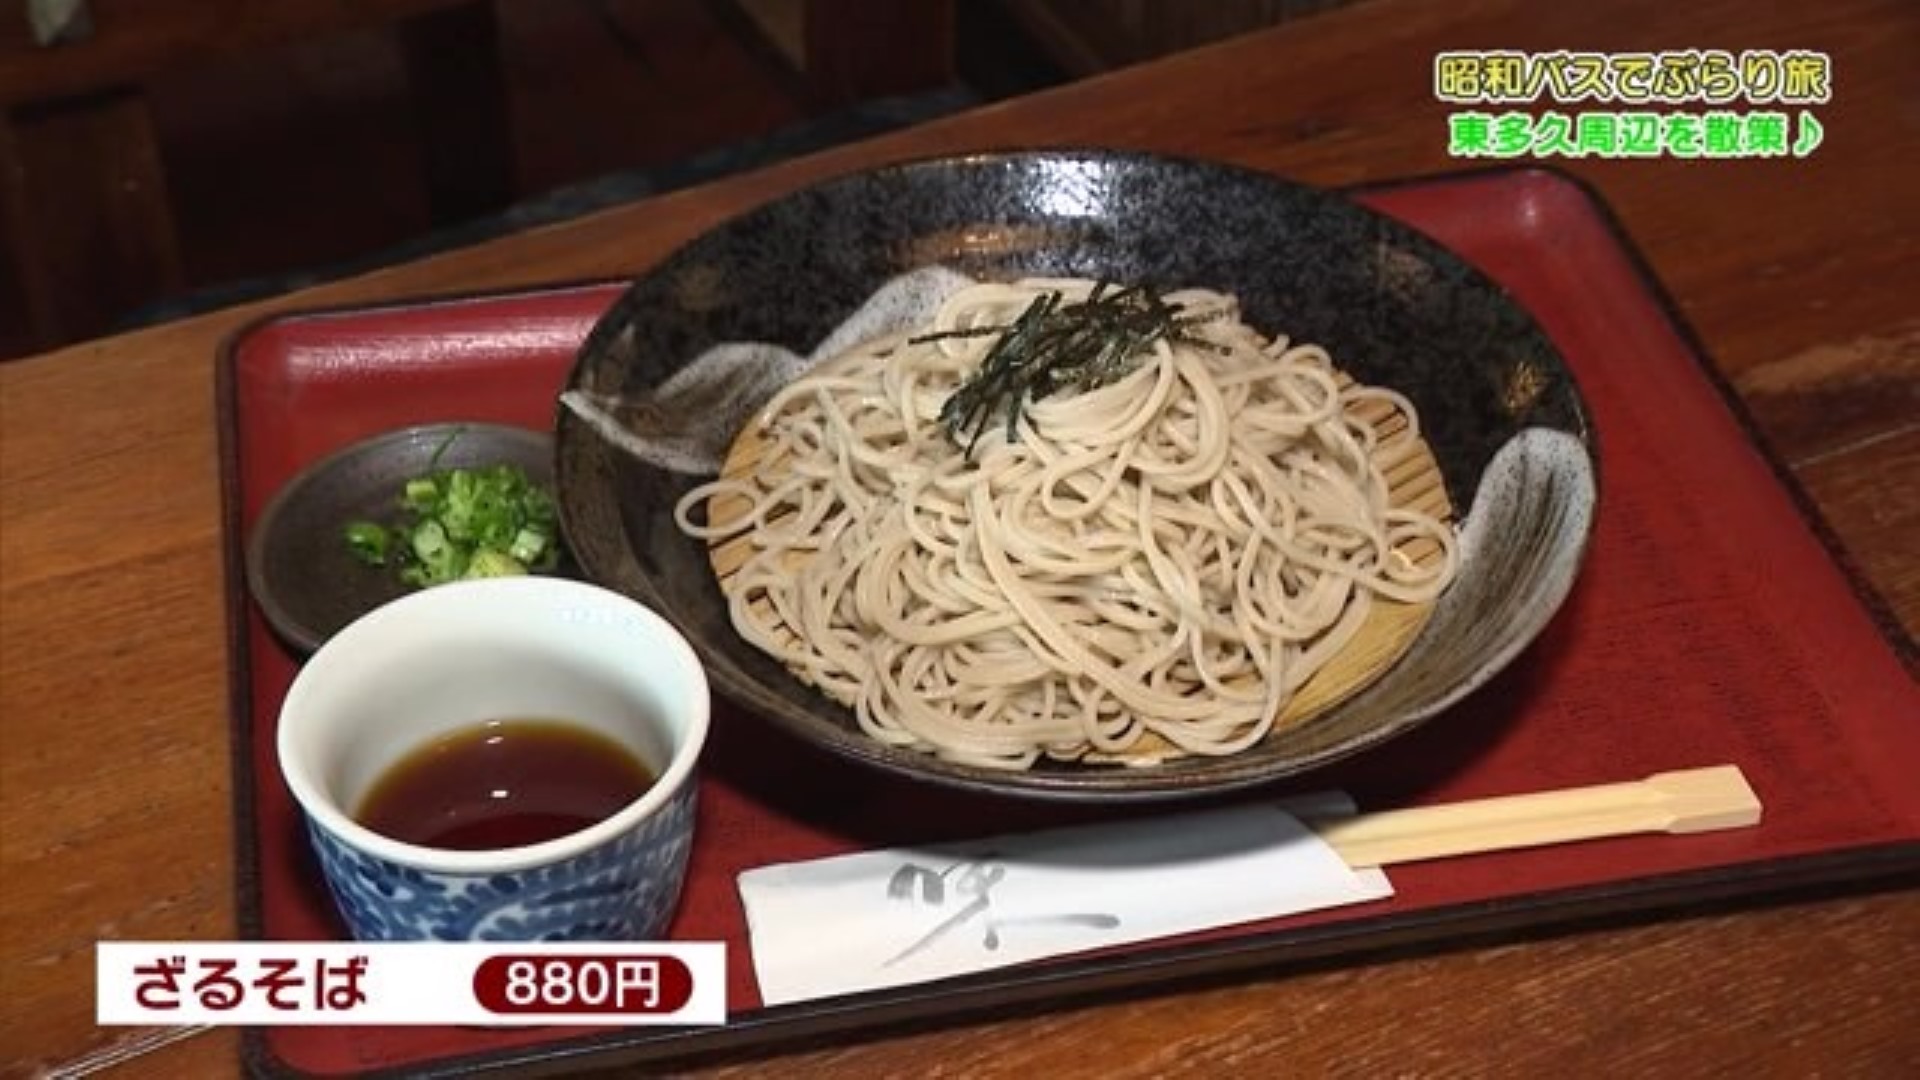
xmin=554 ymin=150 xmax=1597 ymax=801
xmin=246 ymin=423 xmax=557 ymax=654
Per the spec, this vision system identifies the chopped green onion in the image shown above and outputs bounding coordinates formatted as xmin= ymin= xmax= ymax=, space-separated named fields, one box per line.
xmin=403 ymin=477 xmax=440 ymax=510
xmin=464 ymin=549 xmax=528 ymax=579
xmin=342 ymin=521 xmax=390 ymax=567
xmin=341 ymin=446 xmax=561 ymax=590
xmin=507 ymin=527 xmax=550 ymax=565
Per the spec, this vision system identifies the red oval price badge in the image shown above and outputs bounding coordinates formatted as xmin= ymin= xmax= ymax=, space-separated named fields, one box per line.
xmin=473 ymin=955 xmax=696 ymax=1016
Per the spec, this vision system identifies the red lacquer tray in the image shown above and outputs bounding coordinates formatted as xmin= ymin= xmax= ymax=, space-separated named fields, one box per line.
xmin=218 ymin=168 xmax=1920 ymax=1078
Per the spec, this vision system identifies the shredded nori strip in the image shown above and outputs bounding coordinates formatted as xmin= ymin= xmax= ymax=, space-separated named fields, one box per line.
xmin=916 ymin=282 xmax=1222 ymax=455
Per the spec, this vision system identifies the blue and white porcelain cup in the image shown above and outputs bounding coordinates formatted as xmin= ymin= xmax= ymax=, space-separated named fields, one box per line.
xmin=276 ymin=577 xmax=709 ymax=942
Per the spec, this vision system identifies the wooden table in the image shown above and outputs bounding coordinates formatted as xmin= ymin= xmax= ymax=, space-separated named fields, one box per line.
xmin=4 ymin=0 xmax=1915 ymax=1074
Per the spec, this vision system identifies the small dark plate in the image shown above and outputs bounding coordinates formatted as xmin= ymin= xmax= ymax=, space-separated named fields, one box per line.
xmin=244 ymin=422 xmax=556 ymax=653
xmin=554 ymin=149 xmax=1598 ymax=801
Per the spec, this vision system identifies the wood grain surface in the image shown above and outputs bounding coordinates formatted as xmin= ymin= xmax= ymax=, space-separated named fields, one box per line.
xmin=2 ymin=0 xmax=1916 ymax=1075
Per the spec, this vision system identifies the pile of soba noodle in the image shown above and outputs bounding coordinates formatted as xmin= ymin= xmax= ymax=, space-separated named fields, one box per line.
xmin=674 ymin=277 xmax=1458 ymax=770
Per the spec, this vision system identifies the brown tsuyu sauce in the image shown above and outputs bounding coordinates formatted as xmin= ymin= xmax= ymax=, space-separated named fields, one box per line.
xmin=355 ymin=719 xmax=655 ymax=851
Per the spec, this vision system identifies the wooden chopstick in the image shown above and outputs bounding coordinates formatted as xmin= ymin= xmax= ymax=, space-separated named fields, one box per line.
xmin=1307 ymin=766 xmax=1762 ymax=869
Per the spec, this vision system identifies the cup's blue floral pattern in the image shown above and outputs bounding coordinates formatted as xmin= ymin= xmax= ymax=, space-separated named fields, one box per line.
xmin=306 ymin=782 xmax=697 ymax=941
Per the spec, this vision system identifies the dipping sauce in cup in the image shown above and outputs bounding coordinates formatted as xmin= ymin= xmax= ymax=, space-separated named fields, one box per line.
xmin=355 ymin=717 xmax=656 ymax=851
xmin=276 ymin=577 xmax=709 ymax=942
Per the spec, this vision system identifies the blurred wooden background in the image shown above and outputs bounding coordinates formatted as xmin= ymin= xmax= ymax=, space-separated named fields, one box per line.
xmin=0 ymin=0 xmax=1359 ymax=360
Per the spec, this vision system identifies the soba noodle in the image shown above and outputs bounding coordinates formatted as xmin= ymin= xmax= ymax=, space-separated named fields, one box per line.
xmin=674 ymin=278 xmax=1458 ymax=769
